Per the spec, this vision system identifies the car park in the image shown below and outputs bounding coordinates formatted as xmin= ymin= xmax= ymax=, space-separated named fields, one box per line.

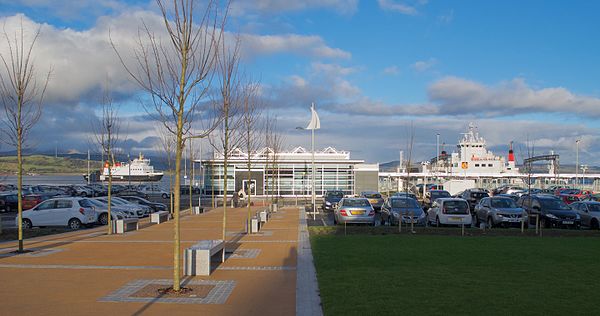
xmin=322 ymin=190 xmax=344 ymax=212
xmin=119 ymin=195 xmax=167 ymax=212
xmin=474 ymin=196 xmax=528 ymax=228
xmin=136 ymin=184 xmax=170 ymax=199
xmin=380 ymin=196 xmax=426 ymax=226
xmin=427 ymin=198 xmax=472 ymax=227
xmin=85 ymin=198 xmax=130 ymax=224
xmin=459 ymin=189 xmax=489 ymax=213
xmin=570 ymin=201 xmax=600 ymax=230
xmin=95 ymin=197 xmax=147 ymax=218
xmin=18 ymin=197 xmax=97 ymax=230
xmin=333 ymin=197 xmax=375 ymax=225
xmin=360 ymin=191 xmax=384 ymax=211
xmin=517 ymin=195 xmax=581 ymax=229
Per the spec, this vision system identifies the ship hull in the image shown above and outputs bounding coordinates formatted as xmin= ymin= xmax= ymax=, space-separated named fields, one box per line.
xmin=84 ymin=174 xmax=163 ymax=182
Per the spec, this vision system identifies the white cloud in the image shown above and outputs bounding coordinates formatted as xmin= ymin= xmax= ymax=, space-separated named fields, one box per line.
xmin=428 ymin=76 xmax=600 ymax=117
xmin=439 ymin=9 xmax=454 ymax=23
xmin=240 ymin=33 xmax=351 ymax=60
xmin=383 ymin=65 xmax=400 ymax=75
xmin=412 ymin=58 xmax=437 ymax=72
xmin=230 ymin=0 xmax=359 ymax=16
xmin=378 ymin=0 xmax=425 ymax=15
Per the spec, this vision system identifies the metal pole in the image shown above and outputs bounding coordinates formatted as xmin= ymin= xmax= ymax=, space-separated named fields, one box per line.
xmin=436 ymin=133 xmax=440 ymax=170
xmin=312 ymin=124 xmax=316 ymax=221
xmin=575 ymin=139 xmax=580 ymax=189
xmin=87 ymin=150 xmax=90 ymax=185
xmin=128 ymin=153 xmax=131 ymax=188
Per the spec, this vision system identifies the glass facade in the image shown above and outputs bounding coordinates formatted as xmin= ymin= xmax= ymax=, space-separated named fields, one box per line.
xmin=200 ymin=147 xmax=364 ymax=197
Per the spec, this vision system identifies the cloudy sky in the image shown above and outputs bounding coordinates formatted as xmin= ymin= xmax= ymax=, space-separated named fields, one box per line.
xmin=1 ymin=0 xmax=599 ymax=166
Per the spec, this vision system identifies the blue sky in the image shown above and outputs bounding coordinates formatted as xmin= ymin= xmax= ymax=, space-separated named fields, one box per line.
xmin=1 ymin=0 xmax=599 ymax=166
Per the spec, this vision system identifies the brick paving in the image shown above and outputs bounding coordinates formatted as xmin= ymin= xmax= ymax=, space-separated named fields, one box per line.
xmin=0 ymin=204 xmax=320 ymax=315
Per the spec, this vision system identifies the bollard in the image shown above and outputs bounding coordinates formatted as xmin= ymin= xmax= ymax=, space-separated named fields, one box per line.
xmin=521 ymin=217 xmax=525 ymax=234
xmin=535 ymin=214 xmax=539 ymax=235
xmin=410 ymin=211 xmax=415 ymax=233
xmin=344 ymin=220 xmax=347 ymax=236
xmin=399 ymin=212 xmax=402 ymax=233
xmin=461 ymin=223 xmax=465 ymax=236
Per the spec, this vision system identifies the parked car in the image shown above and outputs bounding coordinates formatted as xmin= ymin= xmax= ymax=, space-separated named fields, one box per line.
xmin=360 ymin=191 xmax=384 ymax=211
xmin=333 ymin=197 xmax=375 ymax=225
xmin=119 ymin=196 xmax=167 ymax=212
xmin=71 ymin=185 xmax=94 ymax=197
xmin=18 ymin=197 xmax=97 ymax=230
xmin=392 ymin=191 xmax=418 ymax=200
xmin=322 ymin=190 xmax=345 ymax=212
xmin=85 ymin=198 xmax=130 ymax=225
xmin=558 ymin=194 xmax=580 ymax=205
xmin=111 ymin=196 xmax=152 ymax=216
xmin=496 ymin=193 xmax=519 ymax=202
xmin=137 ymin=184 xmax=170 ymax=199
xmin=459 ymin=189 xmax=490 ymax=213
xmin=570 ymin=201 xmax=600 ymax=230
xmin=517 ymin=195 xmax=580 ymax=229
xmin=380 ymin=196 xmax=426 ymax=226
xmin=22 ymin=194 xmax=43 ymax=210
xmin=95 ymin=197 xmax=147 ymax=218
xmin=583 ymin=193 xmax=600 ymax=202
xmin=0 ymin=193 xmax=18 ymax=212
xmin=474 ymin=197 xmax=528 ymax=228
xmin=423 ymin=190 xmax=451 ymax=210
xmin=427 ymin=198 xmax=472 ymax=227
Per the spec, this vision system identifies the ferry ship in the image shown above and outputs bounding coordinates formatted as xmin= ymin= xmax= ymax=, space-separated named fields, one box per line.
xmin=379 ymin=123 xmax=600 ymax=193
xmin=84 ymin=153 xmax=163 ymax=182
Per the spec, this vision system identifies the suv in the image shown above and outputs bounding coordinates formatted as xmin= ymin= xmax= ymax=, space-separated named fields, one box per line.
xmin=517 ymin=195 xmax=581 ymax=228
xmin=460 ymin=189 xmax=490 ymax=213
xmin=19 ymin=197 xmax=97 ymax=230
xmin=322 ymin=190 xmax=344 ymax=212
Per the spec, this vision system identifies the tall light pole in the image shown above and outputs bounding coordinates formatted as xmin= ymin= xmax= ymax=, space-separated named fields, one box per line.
xmin=298 ymin=102 xmax=320 ymax=221
xmin=127 ymin=153 xmax=131 ymax=188
xmin=575 ymin=139 xmax=580 ymax=189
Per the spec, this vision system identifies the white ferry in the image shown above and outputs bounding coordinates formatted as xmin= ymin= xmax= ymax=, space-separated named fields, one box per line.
xmin=84 ymin=153 xmax=163 ymax=182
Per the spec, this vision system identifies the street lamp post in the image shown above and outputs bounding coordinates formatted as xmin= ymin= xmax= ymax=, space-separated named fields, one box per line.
xmin=576 ymin=139 xmax=580 ymax=189
xmin=128 ymin=153 xmax=131 ymax=188
xmin=296 ymin=126 xmax=317 ymax=221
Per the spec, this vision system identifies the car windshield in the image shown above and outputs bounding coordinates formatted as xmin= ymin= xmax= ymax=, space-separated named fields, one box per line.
xmin=327 ymin=192 xmax=344 ymax=198
xmin=491 ymin=198 xmax=517 ymax=208
xmin=431 ymin=191 xmax=451 ymax=199
xmin=443 ymin=201 xmax=469 ymax=214
xmin=539 ymin=199 xmax=571 ymax=210
xmin=363 ymin=193 xmax=381 ymax=199
xmin=391 ymin=199 xmax=419 ymax=208
xmin=343 ymin=199 xmax=370 ymax=207
xmin=588 ymin=204 xmax=600 ymax=212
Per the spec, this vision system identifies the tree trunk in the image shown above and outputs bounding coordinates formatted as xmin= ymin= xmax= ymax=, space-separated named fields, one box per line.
xmin=17 ymin=123 xmax=23 ymax=252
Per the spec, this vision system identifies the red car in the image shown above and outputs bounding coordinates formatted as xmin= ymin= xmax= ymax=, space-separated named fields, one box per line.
xmin=558 ymin=194 xmax=580 ymax=205
xmin=22 ymin=194 xmax=43 ymax=210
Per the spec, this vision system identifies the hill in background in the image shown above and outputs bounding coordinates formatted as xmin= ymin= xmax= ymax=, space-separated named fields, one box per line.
xmin=0 ymin=155 xmax=103 ymax=175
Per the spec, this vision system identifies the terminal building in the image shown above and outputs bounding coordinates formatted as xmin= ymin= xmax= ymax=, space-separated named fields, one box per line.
xmin=199 ymin=147 xmax=378 ymax=197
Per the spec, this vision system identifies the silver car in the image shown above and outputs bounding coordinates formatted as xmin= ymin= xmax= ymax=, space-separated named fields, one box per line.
xmin=380 ymin=197 xmax=426 ymax=226
xmin=474 ymin=197 xmax=528 ymax=228
xmin=333 ymin=198 xmax=375 ymax=225
xmin=570 ymin=201 xmax=600 ymax=230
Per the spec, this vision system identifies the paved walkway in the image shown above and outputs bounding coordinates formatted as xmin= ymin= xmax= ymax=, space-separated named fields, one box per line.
xmin=0 ymin=205 xmax=323 ymax=315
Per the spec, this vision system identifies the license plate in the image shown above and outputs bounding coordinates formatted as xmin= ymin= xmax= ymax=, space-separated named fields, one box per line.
xmin=369 ymin=200 xmax=378 ymax=204
xmin=351 ymin=210 xmax=364 ymax=215
xmin=506 ymin=218 xmax=520 ymax=222
xmin=449 ymin=217 xmax=462 ymax=221
xmin=562 ymin=221 xmax=574 ymax=225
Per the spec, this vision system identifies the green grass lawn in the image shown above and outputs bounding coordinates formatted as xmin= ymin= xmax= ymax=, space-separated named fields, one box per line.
xmin=311 ymin=233 xmax=600 ymax=316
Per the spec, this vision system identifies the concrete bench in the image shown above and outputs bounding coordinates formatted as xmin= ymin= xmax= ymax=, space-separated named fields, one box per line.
xmin=247 ymin=215 xmax=261 ymax=234
xmin=192 ymin=206 xmax=204 ymax=215
xmin=151 ymin=211 xmax=169 ymax=224
xmin=259 ymin=210 xmax=269 ymax=223
xmin=113 ymin=218 xmax=139 ymax=234
xmin=184 ymin=240 xmax=225 ymax=276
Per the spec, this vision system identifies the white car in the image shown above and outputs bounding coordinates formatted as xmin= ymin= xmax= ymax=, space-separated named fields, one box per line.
xmin=427 ymin=198 xmax=472 ymax=227
xmin=18 ymin=197 xmax=97 ymax=230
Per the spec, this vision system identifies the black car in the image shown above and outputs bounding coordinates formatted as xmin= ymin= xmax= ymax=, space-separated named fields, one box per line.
xmin=322 ymin=190 xmax=344 ymax=212
xmin=0 ymin=193 xmax=20 ymax=212
xmin=517 ymin=194 xmax=581 ymax=228
xmin=460 ymin=189 xmax=490 ymax=213
xmin=119 ymin=195 xmax=167 ymax=212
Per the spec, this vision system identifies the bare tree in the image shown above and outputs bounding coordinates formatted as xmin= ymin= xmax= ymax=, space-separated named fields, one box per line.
xmin=0 ymin=21 xmax=51 ymax=252
xmin=404 ymin=122 xmax=415 ymax=195
xmin=112 ymin=0 xmax=227 ymax=291
xmin=209 ymin=37 xmax=244 ymax=242
xmin=155 ymin=125 xmax=177 ymax=213
xmin=240 ymin=80 xmax=262 ymax=231
xmin=91 ymin=89 xmax=121 ymax=234
xmin=264 ymin=114 xmax=285 ymax=205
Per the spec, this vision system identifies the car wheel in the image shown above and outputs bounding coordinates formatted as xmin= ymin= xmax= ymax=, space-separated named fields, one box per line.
xmin=487 ymin=217 xmax=494 ymax=229
xmin=162 ymin=193 xmax=168 ymax=199
xmin=99 ymin=213 xmax=109 ymax=225
xmin=591 ymin=219 xmax=599 ymax=230
xmin=22 ymin=219 xmax=32 ymax=229
xmin=68 ymin=218 xmax=82 ymax=230
xmin=80 ymin=192 xmax=87 ymax=197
